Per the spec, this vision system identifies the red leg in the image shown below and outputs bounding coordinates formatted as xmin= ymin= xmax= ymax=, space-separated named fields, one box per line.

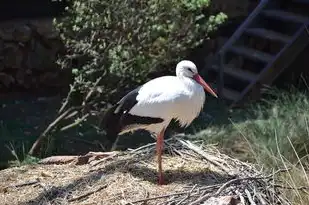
xmin=156 ymin=128 xmax=165 ymax=185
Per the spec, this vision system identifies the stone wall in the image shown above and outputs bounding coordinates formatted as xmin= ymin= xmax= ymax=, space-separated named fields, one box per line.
xmin=0 ymin=18 xmax=69 ymax=93
xmin=0 ymin=0 xmax=257 ymax=93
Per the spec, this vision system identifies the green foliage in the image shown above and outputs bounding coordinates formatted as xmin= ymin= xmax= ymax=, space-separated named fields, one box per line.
xmin=193 ymin=88 xmax=309 ymax=165
xmin=191 ymin=88 xmax=309 ymax=204
xmin=55 ymin=0 xmax=227 ymax=104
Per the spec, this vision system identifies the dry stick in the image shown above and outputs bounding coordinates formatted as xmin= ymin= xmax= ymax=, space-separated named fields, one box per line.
xmin=256 ymin=193 xmax=267 ymax=205
xmin=272 ymin=184 xmax=309 ymax=191
xmin=28 ymin=107 xmax=74 ymax=155
xmin=59 ymin=75 xmax=100 ymax=115
xmin=175 ymin=184 xmax=198 ymax=205
xmin=90 ymin=151 xmax=123 ymax=167
xmin=82 ymin=76 xmax=103 ymax=106
xmin=245 ymin=189 xmax=257 ymax=205
xmin=31 ymin=74 xmax=101 ymax=155
xmin=58 ymin=83 xmax=76 ymax=114
xmin=68 ymin=183 xmax=108 ymax=202
xmin=236 ymin=190 xmax=246 ymax=205
xmin=127 ymin=184 xmax=219 ymax=204
xmin=129 ymin=137 xmax=177 ymax=154
xmin=178 ymin=140 xmax=230 ymax=174
xmin=64 ymin=110 xmax=79 ymax=120
xmin=127 ymin=192 xmax=193 ymax=205
xmin=29 ymin=100 xmax=95 ymax=156
xmin=60 ymin=113 xmax=89 ymax=131
xmin=129 ymin=142 xmax=156 ymax=153
xmin=188 ymin=169 xmax=290 ymax=205
xmin=5 ymin=179 xmax=39 ymax=189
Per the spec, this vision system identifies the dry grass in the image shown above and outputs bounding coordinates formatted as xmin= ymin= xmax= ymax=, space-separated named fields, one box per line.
xmin=0 ymin=139 xmax=293 ymax=205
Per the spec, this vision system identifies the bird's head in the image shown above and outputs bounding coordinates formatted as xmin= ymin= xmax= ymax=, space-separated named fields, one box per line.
xmin=176 ymin=60 xmax=218 ymax=98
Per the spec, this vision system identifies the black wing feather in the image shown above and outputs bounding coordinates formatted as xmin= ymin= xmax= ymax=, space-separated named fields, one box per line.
xmin=99 ymin=86 xmax=163 ymax=144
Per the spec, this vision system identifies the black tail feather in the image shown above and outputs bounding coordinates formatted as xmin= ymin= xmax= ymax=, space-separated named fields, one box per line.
xmin=99 ymin=105 xmax=121 ymax=146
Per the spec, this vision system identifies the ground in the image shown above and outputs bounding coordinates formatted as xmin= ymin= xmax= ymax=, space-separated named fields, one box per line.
xmin=0 ymin=140 xmax=288 ymax=205
xmin=1 ymin=89 xmax=309 ymax=204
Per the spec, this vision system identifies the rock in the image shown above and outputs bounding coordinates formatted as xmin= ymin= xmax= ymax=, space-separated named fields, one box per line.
xmin=0 ymin=18 xmax=66 ymax=91
xmin=15 ymin=69 xmax=25 ymax=85
xmin=0 ymin=27 xmax=14 ymax=41
xmin=202 ymin=196 xmax=242 ymax=205
xmin=0 ymin=39 xmax=4 ymax=52
xmin=39 ymin=72 xmax=62 ymax=87
xmin=46 ymin=38 xmax=65 ymax=54
xmin=13 ymin=25 xmax=32 ymax=42
xmin=3 ymin=43 xmax=23 ymax=68
xmin=0 ymin=72 xmax=15 ymax=87
xmin=29 ymin=19 xmax=59 ymax=38
xmin=0 ymin=61 xmax=4 ymax=71
xmin=27 ymin=41 xmax=54 ymax=70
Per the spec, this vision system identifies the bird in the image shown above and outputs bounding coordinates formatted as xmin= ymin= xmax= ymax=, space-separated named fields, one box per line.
xmin=100 ymin=60 xmax=218 ymax=185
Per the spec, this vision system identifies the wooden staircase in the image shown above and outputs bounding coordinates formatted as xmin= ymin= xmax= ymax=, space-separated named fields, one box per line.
xmin=204 ymin=0 xmax=309 ymax=107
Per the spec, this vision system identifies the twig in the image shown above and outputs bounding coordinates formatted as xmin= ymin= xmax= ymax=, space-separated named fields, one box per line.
xmin=28 ymin=107 xmax=74 ymax=155
xmin=127 ymin=191 xmax=191 ymax=204
xmin=129 ymin=142 xmax=156 ymax=153
xmin=256 ymin=192 xmax=267 ymax=205
xmin=245 ymin=189 xmax=257 ymax=205
xmin=58 ymin=83 xmax=76 ymax=114
xmin=82 ymin=76 xmax=103 ymax=106
xmin=127 ymin=190 xmax=199 ymax=204
xmin=188 ymin=169 xmax=290 ymax=205
xmin=272 ymin=184 xmax=309 ymax=191
xmin=178 ymin=140 xmax=231 ymax=174
xmin=128 ymin=184 xmax=219 ymax=204
xmin=175 ymin=184 xmax=198 ymax=205
xmin=236 ymin=190 xmax=246 ymax=205
xmin=28 ymin=102 xmax=94 ymax=156
xmin=5 ymin=179 xmax=39 ymax=189
xmin=60 ymin=113 xmax=89 ymax=131
xmin=68 ymin=184 xmax=108 ymax=202
xmin=39 ymin=151 xmax=119 ymax=165
xmin=64 ymin=110 xmax=79 ymax=120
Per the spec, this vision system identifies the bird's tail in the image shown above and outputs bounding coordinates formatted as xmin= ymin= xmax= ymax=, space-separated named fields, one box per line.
xmin=98 ymin=105 xmax=121 ymax=149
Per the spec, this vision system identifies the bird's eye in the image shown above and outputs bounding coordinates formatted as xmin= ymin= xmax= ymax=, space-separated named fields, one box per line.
xmin=188 ymin=68 xmax=193 ymax=73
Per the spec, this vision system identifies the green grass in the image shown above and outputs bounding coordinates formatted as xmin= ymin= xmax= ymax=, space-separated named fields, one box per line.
xmin=191 ymin=88 xmax=309 ymax=204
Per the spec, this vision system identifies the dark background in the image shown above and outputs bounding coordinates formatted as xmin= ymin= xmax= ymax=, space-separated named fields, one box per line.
xmin=0 ymin=0 xmax=68 ymax=21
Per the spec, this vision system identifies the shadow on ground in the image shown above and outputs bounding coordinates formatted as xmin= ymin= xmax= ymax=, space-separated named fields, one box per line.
xmin=20 ymin=153 xmax=232 ymax=205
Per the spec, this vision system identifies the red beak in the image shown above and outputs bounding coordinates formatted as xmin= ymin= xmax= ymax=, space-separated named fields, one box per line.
xmin=193 ymin=74 xmax=218 ymax=98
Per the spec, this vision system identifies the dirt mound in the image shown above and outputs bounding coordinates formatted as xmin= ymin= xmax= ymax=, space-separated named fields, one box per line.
xmin=0 ymin=139 xmax=290 ymax=205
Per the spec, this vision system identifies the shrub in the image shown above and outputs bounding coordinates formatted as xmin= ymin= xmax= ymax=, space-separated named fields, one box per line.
xmin=55 ymin=0 xmax=226 ymax=105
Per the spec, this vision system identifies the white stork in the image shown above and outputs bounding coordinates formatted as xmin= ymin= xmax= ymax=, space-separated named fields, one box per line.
xmin=100 ymin=60 xmax=218 ymax=185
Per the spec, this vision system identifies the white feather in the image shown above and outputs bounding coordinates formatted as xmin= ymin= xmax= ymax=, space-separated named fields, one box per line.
xmin=121 ymin=75 xmax=205 ymax=134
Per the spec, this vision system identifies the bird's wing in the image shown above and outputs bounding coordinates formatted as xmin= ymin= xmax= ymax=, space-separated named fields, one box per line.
xmin=115 ymin=86 xmax=142 ymax=113
xmin=129 ymin=76 xmax=188 ymax=119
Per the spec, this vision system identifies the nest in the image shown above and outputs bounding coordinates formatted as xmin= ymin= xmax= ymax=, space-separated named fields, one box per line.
xmin=0 ymin=139 xmax=291 ymax=205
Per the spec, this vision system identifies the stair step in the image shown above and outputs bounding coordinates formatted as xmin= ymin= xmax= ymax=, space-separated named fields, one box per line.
xmin=244 ymin=28 xmax=291 ymax=43
xmin=293 ymin=0 xmax=309 ymax=4
xmin=228 ymin=46 xmax=273 ymax=63
xmin=262 ymin=10 xmax=309 ymax=23
xmin=211 ymin=65 xmax=257 ymax=82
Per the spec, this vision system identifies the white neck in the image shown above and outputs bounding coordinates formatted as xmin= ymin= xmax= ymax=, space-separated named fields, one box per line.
xmin=178 ymin=75 xmax=201 ymax=92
